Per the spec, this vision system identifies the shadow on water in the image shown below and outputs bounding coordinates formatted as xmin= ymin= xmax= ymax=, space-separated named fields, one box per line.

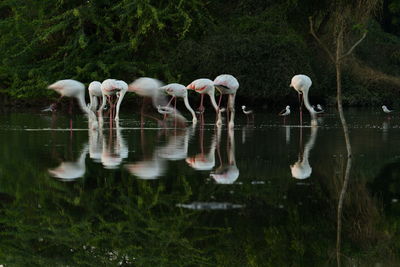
xmin=0 ymin=110 xmax=399 ymax=265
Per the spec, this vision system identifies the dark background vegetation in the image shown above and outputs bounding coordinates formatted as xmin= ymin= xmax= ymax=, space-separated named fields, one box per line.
xmin=1 ymin=0 xmax=400 ymax=108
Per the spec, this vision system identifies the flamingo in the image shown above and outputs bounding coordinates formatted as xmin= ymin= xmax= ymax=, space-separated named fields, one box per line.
xmin=186 ymin=78 xmax=219 ymax=124
xmin=382 ymin=105 xmax=394 ymax=114
xmin=88 ymin=81 xmax=102 ymax=112
xmin=47 ymin=79 xmax=98 ymax=129
xmin=128 ymin=77 xmax=166 ymax=122
xmin=99 ymin=79 xmax=128 ymax=122
xmin=160 ymin=83 xmax=197 ymax=124
xmin=241 ymin=105 xmax=254 ymax=123
xmin=128 ymin=77 xmax=164 ymax=106
xmin=213 ymin=74 xmax=239 ymax=127
xmin=290 ymin=75 xmax=317 ymax=126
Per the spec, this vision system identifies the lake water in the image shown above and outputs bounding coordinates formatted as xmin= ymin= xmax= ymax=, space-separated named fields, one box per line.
xmin=0 ymin=108 xmax=399 ymax=266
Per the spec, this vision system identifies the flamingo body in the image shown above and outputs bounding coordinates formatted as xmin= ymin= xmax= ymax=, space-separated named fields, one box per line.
xmin=88 ymin=81 xmax=102 ymax=111
xmin=214 ymin=74 xmax=239 ymax=127
xmin=160 ymin=83 xmax=197 ymax=123
xmin=128 ymin=77 xmax=163 ymax=98
xmin=214 ymin=74 xmax=239 ymax=94
xmin=48 ymin=79 xmax=85 ymax=98
xmin=47 ymin=79 xmax=98 ymax=128
xmin=290 ymin=74 xmax=317 ymax=126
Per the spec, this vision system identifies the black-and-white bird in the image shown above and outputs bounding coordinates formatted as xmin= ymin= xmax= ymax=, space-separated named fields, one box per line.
xmin=315 ymin=104 xmax=324 ymax=113
xmin=278 ymin=105 xmax=291 ymax=116
xmin=241 ymin=105 xmax=254 ymax=122
xmin=382 ymin=105 xmax=394 ymax=114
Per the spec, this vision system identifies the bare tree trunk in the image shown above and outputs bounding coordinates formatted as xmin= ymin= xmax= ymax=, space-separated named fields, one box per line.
xmin=335 ymin=27 xmax=353 ymax=267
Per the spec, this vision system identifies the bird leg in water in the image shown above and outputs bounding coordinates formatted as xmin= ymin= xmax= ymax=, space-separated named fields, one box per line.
xmin=298 ymin=93 xmax=303 ymax=125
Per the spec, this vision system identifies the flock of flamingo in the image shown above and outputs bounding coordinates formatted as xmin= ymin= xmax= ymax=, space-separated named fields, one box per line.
xmin=44 ymin=74 xmax=329 ymax=182
xmin=46 ymin=73 xmax=320 ymax=128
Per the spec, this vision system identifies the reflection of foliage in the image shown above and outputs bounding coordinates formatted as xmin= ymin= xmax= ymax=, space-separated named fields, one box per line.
xmin=0 ymin=115 xmax=400 ymax=265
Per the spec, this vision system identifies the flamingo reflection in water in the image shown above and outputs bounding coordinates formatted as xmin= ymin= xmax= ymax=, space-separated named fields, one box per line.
xmin=157 ymin=125 xmax=196 ymax=161
xmin=48 ymin=144 xmax=89 ymax=181
xmin=210 ymin=126 xmax=239 ymax=184
xmin=88 ymin=126 xmax=103 ymax=163
xmin=101 ymin=122 xmax=128 ymax=169
xmin=124 ymin=125 xmax=166 ymax=180
xmin=186 ymin=125 xmax=220 ymax=171
xmin=290 ymin=126 xmax=318 ymax=180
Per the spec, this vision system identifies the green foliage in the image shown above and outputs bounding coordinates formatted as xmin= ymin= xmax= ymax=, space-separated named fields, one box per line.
xmin=0 ymin=0 xmax=399 ymax=106
xmin=0 ymin=0 xmax=210 ymax=99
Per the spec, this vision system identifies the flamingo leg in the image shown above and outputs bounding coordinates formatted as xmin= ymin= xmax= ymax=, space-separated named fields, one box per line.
xmin=218 ymin=94 xmax=223 ymax=108
xmin=164 ymin=96 xmax=175 ymax=120
xmin=198 ymin=94 xmax=204 ymax=113
xmin=299 ymin=94 xmax=303 ymax=125
xmin=174 ymin=97 xmax=177 ymax=129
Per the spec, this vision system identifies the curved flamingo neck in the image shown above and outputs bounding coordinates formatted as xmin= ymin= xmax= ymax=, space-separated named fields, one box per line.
xmin=302 ymin=88 xmax=317 ymax=125
xmin=183 ymin=96 xmax=197 ymax=123
xmin=207 ymin=88 xmax=218 ymax=112
xmin=76 ymin=92 xmax=98 ymax=128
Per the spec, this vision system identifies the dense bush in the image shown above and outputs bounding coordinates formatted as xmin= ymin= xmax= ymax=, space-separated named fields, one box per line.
xmin=0 ymin=0 xmax=399 ymax=106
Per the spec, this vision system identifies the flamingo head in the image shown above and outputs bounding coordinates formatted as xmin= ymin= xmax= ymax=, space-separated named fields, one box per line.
xmin=286 ymin=105 xmax=290 ymax=110
xmin=241 ymin=105 xmax=246 ymax=110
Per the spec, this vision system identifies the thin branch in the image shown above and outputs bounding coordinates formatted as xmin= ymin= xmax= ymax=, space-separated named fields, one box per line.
xmin=309 ymin=16 xmax=335 ymax=62
xmin=340 ymin=31 xmax=367 ymax=59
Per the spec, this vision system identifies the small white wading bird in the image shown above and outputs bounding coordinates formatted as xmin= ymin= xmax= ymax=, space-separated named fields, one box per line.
xmin=382 ymin=105 xmax=394 ymax=114
xmin=278 ymin=105 xmax=291 ymax=116
xmin=241 ymin=105 xmax=254 ymax=123
xmin=315 ymin=104 xmax=324 ymax=113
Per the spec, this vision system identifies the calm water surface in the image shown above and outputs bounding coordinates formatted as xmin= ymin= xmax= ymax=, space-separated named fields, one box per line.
xmin=0 ymin=108 xmax=400 ymax=266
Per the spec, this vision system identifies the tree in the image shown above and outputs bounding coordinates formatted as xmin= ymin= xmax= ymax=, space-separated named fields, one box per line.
xmin=308 ymin=0 xmax=382 ymax=265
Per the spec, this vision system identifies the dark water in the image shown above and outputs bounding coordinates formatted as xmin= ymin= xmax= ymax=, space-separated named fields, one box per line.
xmin=0 ymin=108 xmax=400 ymax=266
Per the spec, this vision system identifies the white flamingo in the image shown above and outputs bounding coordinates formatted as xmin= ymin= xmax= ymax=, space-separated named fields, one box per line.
xmin=186 ymin=78 xmax=219 ymax=124
xmin=160 ymin=83 xmax=197 ymax=124
xmin=88 ymin=81 xmax=102 ymax=112
xmin=290 ymin=75 xmax=317 ymax=126
xmin=47 ymin=79 xmax=98 ymax=129
xmin=213 ymin=74 xmax=239 ymax=128
xmin=99 ymin=79 xmax=128 ymax=121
